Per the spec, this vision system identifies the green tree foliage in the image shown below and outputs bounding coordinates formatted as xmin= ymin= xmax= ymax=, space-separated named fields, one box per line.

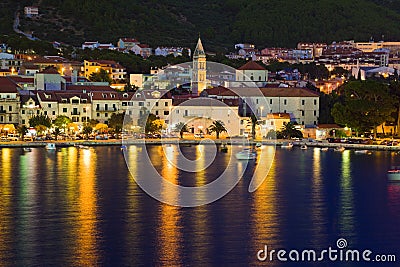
xmin=82 ymin=125 xmax=93 ymax=139
xmin=139 ymin=113 xmax=161 ymax=133
xmin=280 ymin=122 xmax=303 ymax=139
xmin=29 ymin=114 xmax=52 ymax=128
xmin=319 ymin=92 xmax=340 ymax=124
xmin=208 ymin=120 xmax=227 ymax=139
xmin=4 ymin=0 xmax=400 ymax=49
xmin=108 ymin=112 xmax=125 ymax=133
xmin=331 ymin=80 xmax=395 ymax=136
xmin=89 ymin=68 xmax=112 ymax=83
xmin=16 ymin=125 xmax=28 ymax=138
xmin=174 ymin=122 xmax=189 ymax=138
xmin=53 ymin=115 xmax=72 ymax=131
xmin=53 ymin=127 xmax=61 ymax=140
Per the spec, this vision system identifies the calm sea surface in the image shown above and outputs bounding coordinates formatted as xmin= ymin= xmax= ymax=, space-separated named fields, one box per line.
xmin=0 ymin=145 xmax=399 ymax=266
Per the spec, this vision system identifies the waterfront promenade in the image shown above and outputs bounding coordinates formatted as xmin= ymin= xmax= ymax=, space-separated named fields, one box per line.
xmin=2 ymin=138 xmax=400 ymax=151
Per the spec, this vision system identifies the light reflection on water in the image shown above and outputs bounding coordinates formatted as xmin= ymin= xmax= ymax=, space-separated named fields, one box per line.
xmin=0 ymin=145 xmax=399 ymax=266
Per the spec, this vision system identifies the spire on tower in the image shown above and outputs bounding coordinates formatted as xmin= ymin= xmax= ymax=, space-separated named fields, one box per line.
xmin=193 ymin=37 xmax=205 ymax=57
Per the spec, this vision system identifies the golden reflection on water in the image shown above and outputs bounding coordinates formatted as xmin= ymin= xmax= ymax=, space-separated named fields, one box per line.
xmin=18 ymin=149 xmax=39 ymax=261
xmin=339 ymin=150 xmax=355 ymax=233
xmin=76 ymin=148 xmax=99 ymax=265
xmin=251 ymin=146 xmax=279 ymax=252
xmin=311 ymin=148 xmax=326 ymax=246
xmin=0 ymin=149 xmax=12 ymax=259
xmin=157 ymin=145 xmax=182 ymax=266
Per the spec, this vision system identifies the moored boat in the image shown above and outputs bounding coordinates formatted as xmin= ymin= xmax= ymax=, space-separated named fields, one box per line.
xmin=235 ymin=148 xmax=256 ymax=160
xmin=45 ymin=143 xmax=56 ymax=150
xmin=300 ymin=144 xmax=308 ymax=150
xmin=220 ymin=144 xmax=228 ymax=153
xmin=387 ymin=166 xmax=400 ymax=181
xmin=281 ymin=142 xmax=293 ymax=149
xmin=23 ymin=147 xmax=32 ymax=152
xmin=334 ymin=146 xmax=345 ymax=152
xmin=354 ymin=149 xmax=372 ymax=154
xmin=321 ymin=147 xmax=329 ymax=151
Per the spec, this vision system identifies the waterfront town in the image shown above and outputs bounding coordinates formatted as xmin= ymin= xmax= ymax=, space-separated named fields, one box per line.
xmin=1 ymin=32 xmax=400 ymax=142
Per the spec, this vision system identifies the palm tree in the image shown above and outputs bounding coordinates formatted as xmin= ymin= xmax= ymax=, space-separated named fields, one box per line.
xmin=174 ymin=122 xmax=189 ymax=138
xmin=250 ymin=114 xmax=258 ymax=139
xmin=208 ymin=120 xmax=227 ymax=139
xmin=281 ymin=122 xmax=303 ymax=139
xmin=54 ymin=127 xmax=61 ymax=141
xmin=82 ymin=125 xmax=93 ymax=140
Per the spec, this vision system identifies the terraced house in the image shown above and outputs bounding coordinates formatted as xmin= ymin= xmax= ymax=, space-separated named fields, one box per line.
xmin=0 ymin=77 xmax=20 ymax=125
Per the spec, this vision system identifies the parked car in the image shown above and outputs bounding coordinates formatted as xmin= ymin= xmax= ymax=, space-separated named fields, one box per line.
xmin=194 ymin=133 xmax=204 ymax=138
xmin=7 ymin=134 xmax=19 ymax=141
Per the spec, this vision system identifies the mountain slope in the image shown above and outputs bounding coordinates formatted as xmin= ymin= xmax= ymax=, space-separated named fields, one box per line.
xmin=2 ymin=0 xmax=400 ymax=50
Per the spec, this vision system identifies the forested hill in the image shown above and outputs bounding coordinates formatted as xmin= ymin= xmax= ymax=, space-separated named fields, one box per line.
xmin=1 ymin=0 xmax=400 ymax=50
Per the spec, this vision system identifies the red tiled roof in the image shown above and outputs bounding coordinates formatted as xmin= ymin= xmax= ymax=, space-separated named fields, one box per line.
xmin=0 ymin=77 xmax=19 ymax=93
xmin=205 ymin=86 xmax=319 ymax=97
xmin=38 ymin=67 xmax=60 ymax=74
xmin=137 ymin=44 xmax=150 ymax=48
xmin=237 ymin=61 xmax=266 ymax=70
xmin=120 ymin=38 xmax=139 ymax=43
xmin=91 ymin=91 xmax=120 ymax=100
xmin=66 ymin=85 xmax=114 ymax=91
xmin=8 ymin=76 xmax=34 ymax=83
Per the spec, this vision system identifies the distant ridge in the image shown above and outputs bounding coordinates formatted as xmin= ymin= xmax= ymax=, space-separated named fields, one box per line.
xmin=1 ymin=0 xmax=400 ymax=50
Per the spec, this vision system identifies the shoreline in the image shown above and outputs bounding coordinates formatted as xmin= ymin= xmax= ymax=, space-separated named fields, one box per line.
xmin=1 ymin=139 xmax=400 ymax=151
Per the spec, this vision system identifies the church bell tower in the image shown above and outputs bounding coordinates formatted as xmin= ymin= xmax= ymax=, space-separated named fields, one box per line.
xmin=192 ymin=37 xmax=207 ymax=95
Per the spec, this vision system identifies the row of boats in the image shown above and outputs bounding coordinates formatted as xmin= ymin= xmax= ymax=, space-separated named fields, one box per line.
xmin=22 ymin=143 xmax=89 ymax=152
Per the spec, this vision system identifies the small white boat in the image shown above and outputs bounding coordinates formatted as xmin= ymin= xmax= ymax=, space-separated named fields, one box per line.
xmin=334 ymin=146 xmax=345 ymax=152
xmin=354 ymin=150 xmax=371 ymax=154
xmin=387 ymin=167 xmax=400 ymax=181
xmin=78 ymin=145 xmax=90 ymax=149
xmin=281 ymin=142 xmax=293 ymax=149
xmin=235 ymin=148 xmax=257 ymax=160
xmin=300 ymin=144 xmax=308 ymax=150
xmin=321 ymin=147 xmax=329 ymax=151
xmin=23 ymin=147 xmax=32 ymax=152
xmin=45 ymin=143 xmax=56 ymax=150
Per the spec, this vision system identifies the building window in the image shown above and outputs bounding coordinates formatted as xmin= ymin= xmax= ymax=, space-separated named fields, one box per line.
xmin=22 ymin=110 xmax=25 ymax=114
xmin=155 ymin=111 xmax=159 ymax=115
xmin=83 ymin=108 xmax=86 ymax=113
xmin=52 ymin=111 xmax=56 ymax=116
xmin=314 ymin=99 xmax=317 ymax=105
xmin=269 ymin=99 xmax=272 ymax=105
xmin=314 ymin=121 xmax=317 ymax=125
xmin=301 ymin=110 xmax=305 ymax=116
xmin=155 ymin=102 xmax=159 ymax=107
xmin=44 ymin=111 xmax=47 ymax=115
xmin=302 ymin=121 xmax=305 ymax=125
xmin=63 ymin=108 xmax=67 ymax=113
xmin=165 ymin=102 xmax=169 ymax=106
xmin=314 ymin=110 xmax=317 ymax=116
xmin=105 ymin=113 xmax=108 ymax=117
xmin=97 ymin=113 xmax=100 ymax=117
xmin=48 ymin=104 xmax=51 ymax=108
xmin=284 ymin=99 xmax=287 ymax=105
xmin=8 ymin=106 xmax=12 ymax=111
xmin=139 ymin=102 xmax=144 ymax=106
xmin=164 ymin=111 xmax=169 ymax=115
xmin=302 ymin=100 xmax=305 ymax=105
xmin=22 ymin=119 xmax=25 ymax=124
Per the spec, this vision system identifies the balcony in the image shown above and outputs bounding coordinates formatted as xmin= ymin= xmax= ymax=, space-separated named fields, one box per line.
xmin=0 ymin=110 xmax=6 ymax=113
xmin=96 ymin=107 xmax=118 ymax=112
xmin=71 ymin=111 xmax=81 ymax=115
